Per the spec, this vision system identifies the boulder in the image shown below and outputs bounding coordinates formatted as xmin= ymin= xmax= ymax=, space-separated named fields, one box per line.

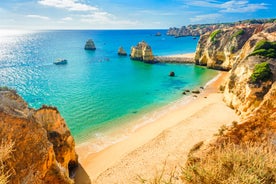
xmin=130 ymin=41 xmax=154 ymax=63
xmin=192 ymin=90 xmax=200 ymax=94
xmin=169 ymin=71 xmax=175 ymax=77
xmin=118 ymin=46 xmax=127 ymax=56
xmin=84 ymin=39 xmax=96 ymax=50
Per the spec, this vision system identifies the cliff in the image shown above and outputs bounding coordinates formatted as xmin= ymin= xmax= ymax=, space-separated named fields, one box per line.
xmin=167 ymin=24 xmax=234 ymax=37
xmin=0 ymin=88 xmax=78 ymax=183
xmin=167 ymin=19 xmax=276 ymax=37
xmin=195 ymin=25 xmax=259 ymax=70
xmin=222 ymin=23 xmax=276 ymax=118
xmin=130 ymin=41 xmax=154 ymax=63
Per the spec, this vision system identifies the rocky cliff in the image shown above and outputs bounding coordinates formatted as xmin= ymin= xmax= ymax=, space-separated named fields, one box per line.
xmin=0 ymin=89 xmax=78 ymax=183
xmin=194 ymin=22 xmax=276 ymax=140
xmin=167 ymin=24 xmax=233 ymax=37
xmin=222 ymin=23 xmax=276 ymax=118
xmin=167 ymin=19 xmax=276 ymax=38
xmin=130 ymin=41 xmax=154 ymax=63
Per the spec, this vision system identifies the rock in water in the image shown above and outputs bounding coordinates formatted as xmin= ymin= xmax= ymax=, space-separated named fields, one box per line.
xmin=0 ymin=89 xmax=78 ymax=183
xmin=130 ymin=41 xmax=154 ymax=63
xmin=169 ymin=71 xmax=175 ymax=77
xmin=118 ymin=46 xmax=127 ymax=56
xmin=84 ymin=39 xmax=96 ymax=50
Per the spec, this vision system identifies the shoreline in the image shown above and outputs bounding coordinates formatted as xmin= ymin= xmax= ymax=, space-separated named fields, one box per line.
xmin=75 ymin=71 xmax=239 ymax=183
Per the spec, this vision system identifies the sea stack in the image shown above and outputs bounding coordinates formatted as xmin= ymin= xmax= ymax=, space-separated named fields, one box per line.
xmin=130 ymin=41 xmax=154 ymax=63
xmin=84 ymin=39 xmax=96 ymax=50
xmin=118 ymin=46 xmax=127 ymax=56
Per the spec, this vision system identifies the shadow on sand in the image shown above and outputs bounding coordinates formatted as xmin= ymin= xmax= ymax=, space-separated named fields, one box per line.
xmin=74 ymin=164 xmax=91 ymax=184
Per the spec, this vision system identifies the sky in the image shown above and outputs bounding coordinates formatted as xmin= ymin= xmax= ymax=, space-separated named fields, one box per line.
xmin=0 ymin=0 xmax=275 ymax=29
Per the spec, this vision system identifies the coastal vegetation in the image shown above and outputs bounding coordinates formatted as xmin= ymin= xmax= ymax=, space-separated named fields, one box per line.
xmin=231 ymin=29 xmax=245 ymax=39
xmin=209 ymin=29 xmax=221 ymax=42
xmin=250 ymin=62 xmax=273 ymax=83
xmin=0 ymin=141 xmax=14 ymax=184
xmin=182 ymin=142 xmax=276 ymax=184
xmin=249 ymin=40 xmax=276 ymax=58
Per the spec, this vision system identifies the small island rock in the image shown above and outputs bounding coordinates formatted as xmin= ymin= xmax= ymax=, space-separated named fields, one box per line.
xmin=84 ymin=39 xmax=96 ymax=50
xmin=118 ymin=46 xmax=127 ymax=56
xmin=169 ymin=71 xmax=175 ymax=77
xmin=130 ymin=41 xmax=154 ymax=63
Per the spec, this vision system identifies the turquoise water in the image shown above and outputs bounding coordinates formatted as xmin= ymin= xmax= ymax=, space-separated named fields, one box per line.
xmin=0 ymin=30 xmax=217 ymax=143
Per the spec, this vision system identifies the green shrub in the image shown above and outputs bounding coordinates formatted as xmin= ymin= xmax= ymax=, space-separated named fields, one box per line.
xmin=230 ymin=46 xmax=235 ymax=53
xmin=249 ymin=40 xmax=276 ymax=58
xmin=210 ymin=29 xmax=221 ymax=42
xmin=250 ymin=62 xmax=272 ymax=83
xmin=231 ymin=29 xmax=245 ymax=39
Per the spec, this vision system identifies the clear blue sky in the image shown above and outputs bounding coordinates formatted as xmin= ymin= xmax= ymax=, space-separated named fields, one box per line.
xmin=0 ymin=0 xmax=275 ymax=29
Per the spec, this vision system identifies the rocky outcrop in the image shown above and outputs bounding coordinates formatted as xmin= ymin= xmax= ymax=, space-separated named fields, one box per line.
xmin=222 ymin=23 xmax=276 ymax=117
xmin=117 ymin=46 xmax=127 ymax=56
xmin=84 ymin=39 xmax=96 ymax=50
xmin=195 ymin=25 xmax=258 ymax=71
xmin=167 ymin=19 xmax=276 ymax=38
xmin=130 ymin=41 xmax=154 ymax=63
xmin=167 ymin=24 xmax=233 ymax=37
xmin=0 ymin=89 xmax=78 ymax=183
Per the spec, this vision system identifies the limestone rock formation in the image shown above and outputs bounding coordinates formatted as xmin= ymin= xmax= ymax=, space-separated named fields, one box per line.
xmin=117 ymin=46 xmax=127 ymax=56
xmin=194 ymin=22 xmax=275 ymax=132
xmin=84 ymin=39 xmax=96 ymax=50
xmin=220 ymin=23 xmax=276 ymax=117
xmin=0 ymin=89 xmax=78 ymax=183
xmin=195 ymin=25 xmax=257 ymax=71
xmin=130 ymin=41 xmax=154 ymax=63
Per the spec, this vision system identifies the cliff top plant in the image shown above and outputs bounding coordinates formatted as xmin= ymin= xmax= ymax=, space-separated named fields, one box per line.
xmin=182 ymin=142 xmax=276 ymax=184
xmin=0 ymin=141 xmax=14 ymax=184
xmin=231 ymin=29 xmax=245 ymax=39
xmin=249 ymin=40 xmax=276 ymax=58
xmin=209 ymin=29 xmax=221 ymax=42
xmin=250 ymin=62 xmax=272 ymax=83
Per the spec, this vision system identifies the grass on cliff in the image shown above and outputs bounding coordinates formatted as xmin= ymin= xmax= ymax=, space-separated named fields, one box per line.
xmin=139 ymin=141 xmax=276 ymax=184
xmin=182 ymin=142 xmax=276 ymax=184
xmin=0 ymin=141 xmax=14 ymax=184
xmin=231 ymin=29 xmax=245 ymax=39
xmin=249 ymin=40 xmax=276 ymax=58
xmin=250 ymin=62 xmax=273 ymax=83
xmin=209 ymin=29 xmax=221 ymax=43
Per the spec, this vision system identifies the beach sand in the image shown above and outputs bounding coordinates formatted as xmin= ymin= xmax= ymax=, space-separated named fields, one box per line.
xmin=75 ymin=71 xmax=239 ymax=184
xmin=166 ymin=52 xmax=195 ymax=58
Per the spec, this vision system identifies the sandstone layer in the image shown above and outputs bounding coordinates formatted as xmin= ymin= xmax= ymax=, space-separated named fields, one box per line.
xmin=0 ymin=89 xmax=78 ymax=183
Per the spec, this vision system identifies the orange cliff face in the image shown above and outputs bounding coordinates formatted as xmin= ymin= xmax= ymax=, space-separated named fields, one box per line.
xmin=0 ymin=89 xmax=78 ymax=183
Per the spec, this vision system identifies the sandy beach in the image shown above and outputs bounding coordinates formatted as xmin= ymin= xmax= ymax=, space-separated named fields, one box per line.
xmin=166 ymin=52 xmax=195 ymax=58
xmin=154 ymin=52 xmax=195 ymax=63
xmin=75 ymin=70 xmax=239 ymax=184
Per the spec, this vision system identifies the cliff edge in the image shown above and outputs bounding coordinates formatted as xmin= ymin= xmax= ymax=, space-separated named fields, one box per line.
xmin=0 ymin=88 xmax=78 ymax=183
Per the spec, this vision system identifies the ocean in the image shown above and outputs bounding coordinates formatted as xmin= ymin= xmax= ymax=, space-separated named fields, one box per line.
xmin=0 ymin=29 xmax=217 ymax=147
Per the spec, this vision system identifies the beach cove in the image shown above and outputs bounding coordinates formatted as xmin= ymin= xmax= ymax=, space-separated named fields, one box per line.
xmin=75 ymin=53 xmax=240 ymax=183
